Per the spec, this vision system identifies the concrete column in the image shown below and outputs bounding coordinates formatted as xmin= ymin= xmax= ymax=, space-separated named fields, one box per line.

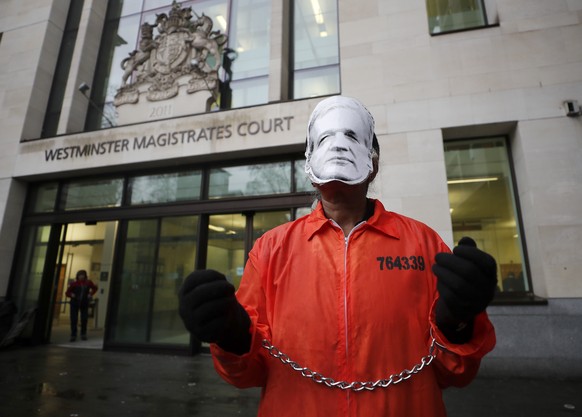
xmin=58 ymin=0 xmax=108 ymax=134
xmin=0 ymin=179 xmax=27 ymax=297
xmin=0 ymin=0 xmax=69 ymax=296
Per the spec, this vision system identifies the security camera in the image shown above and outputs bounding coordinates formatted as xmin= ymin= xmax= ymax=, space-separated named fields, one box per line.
xmin=565 ymin=100 xmax=581 ymax=117
xmin=78 ymin=82 xmax=90 ymax=94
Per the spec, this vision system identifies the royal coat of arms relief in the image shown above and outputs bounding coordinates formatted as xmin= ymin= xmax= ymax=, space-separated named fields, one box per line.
xmin=114 ymin=1 xmax=228 ymax=121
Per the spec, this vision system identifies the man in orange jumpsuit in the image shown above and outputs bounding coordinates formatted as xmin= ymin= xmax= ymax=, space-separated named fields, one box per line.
xmin=179 ymin=96 xmax=497 ymax=416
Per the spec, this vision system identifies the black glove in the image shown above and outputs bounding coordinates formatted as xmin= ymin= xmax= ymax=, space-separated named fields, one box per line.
xmin=432 ymin=236 xmax=497 ymax=343
xmin=178 ymin=269 xmax=251 ymax=355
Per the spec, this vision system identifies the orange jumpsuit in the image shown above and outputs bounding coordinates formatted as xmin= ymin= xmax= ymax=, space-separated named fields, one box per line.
xmin=211 ymin=199 xmax=496 ymax=416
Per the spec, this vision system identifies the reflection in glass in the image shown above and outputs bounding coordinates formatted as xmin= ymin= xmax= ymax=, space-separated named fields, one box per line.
xmin=252 ymin=211 xmax=291 ymax=244
xmin=296 ymin=206 xmax=313 ymax=219
xmin=294 ymin=65 xmax=340 ymax=100
xmin=207 ymin=213 xmax=246 ymax=289
xmin=293 ymin=0 xmax=339 ymax=98
xmin=112 ymin=219 xmax=157 ymax=342
xmin=229 ymin=76 xmax=269 ymax=107
xmin=30 ymin=182 xmax=59 ymax=213
xmin=10 ymin=225 xmax=52 ymax=313
xmin=129 ymin=171 xmax=202 ymax=205
xmin=209 ymin=162 xmax=291 ymax=198
xmin=63 ymin=178 xmax=123 ymax=210
xmin=426 ymin=0 xmax=487 ymax=34
xmin=87 ymin=14 xmax=141 ymax=130
xmin=151 ymin=216 xmax=198 ymax=344
xmin=228 ymin=0 xmax=271 ymax=79
xmin=91 ymin=0 xmax=229 ymax=129
xmin=294 ymin=159 xmax=312 ymax=192
xmin=445 ymin=137 xmax=528 ymax=294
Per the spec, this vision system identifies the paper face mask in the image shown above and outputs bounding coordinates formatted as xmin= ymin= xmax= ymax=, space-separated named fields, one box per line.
xmin=305 ymin=96 xmax=375 ymax=185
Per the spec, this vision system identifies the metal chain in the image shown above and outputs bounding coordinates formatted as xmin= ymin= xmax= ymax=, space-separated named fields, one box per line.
xmin=261 ymin=337 xmax=441 ymax=392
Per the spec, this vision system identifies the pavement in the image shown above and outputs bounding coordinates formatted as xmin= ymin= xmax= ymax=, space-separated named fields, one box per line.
xmin=1 ymin=342 xmax=581 ymax=417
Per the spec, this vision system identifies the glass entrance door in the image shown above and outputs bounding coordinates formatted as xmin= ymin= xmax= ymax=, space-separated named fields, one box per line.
xmin=50 ymin=221 xmax=118 ymax=347
xmin=207 ymin=210 xmax=292 ymax=289
xmin=107 ymin=215 xmax=198 ymax=346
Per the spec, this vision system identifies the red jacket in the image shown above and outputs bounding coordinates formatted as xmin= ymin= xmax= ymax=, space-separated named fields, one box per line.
xmin=211 ymin=200 xmax=496 ymax=417
xmin=65 ymin=279 xmax=98 ymax=305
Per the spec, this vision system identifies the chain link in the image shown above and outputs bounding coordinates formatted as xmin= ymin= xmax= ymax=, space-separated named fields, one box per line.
xmin=261 ymin=337 xmax=440 ymax=392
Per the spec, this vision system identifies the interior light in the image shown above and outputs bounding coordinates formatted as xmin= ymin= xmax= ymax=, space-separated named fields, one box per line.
xmin=447 ymin=177 xmax=499 ymax=185
xmin=310 ymin=0 xmax=324 ymax=24
xmin=449 ymin=208 xmax=454 ymax=214
xmin=208 ymin=224 xmax=226 ymax=232
xmin=216 ymin=15 xmax=227 ymax=31
xmin=226 ymin=230 xmax=237 ymax=235
xmin=320 ymin=30 xmax=328 ymax=37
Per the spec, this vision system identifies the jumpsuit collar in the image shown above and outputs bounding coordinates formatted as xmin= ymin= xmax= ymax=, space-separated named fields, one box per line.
xmin=305 ymin=199 xmax=400 ymax=241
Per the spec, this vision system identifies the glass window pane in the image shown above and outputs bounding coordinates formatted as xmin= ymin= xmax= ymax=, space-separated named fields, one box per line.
xmin=252 ymin=210 xmax=291 ymax=243
xmin=445 ymin=137 xmax=529 ymax=294
xmin=104 ymin=15 xmax=141 ymax=105
xmin=207 ymin=213 xmax=246 ymax=289
xmin=93 ymin=1 xmax=230 ymax=129
xmin=62 ymin=178 xmax=123 ymax=210
xmin=209 ymin=162 xmax=292 ymax=198
xmin=111 ymin=219 xmax=158 ymax=343
xmin=10 ymin=225 xmax=53 ymax=314
xmin=143 ymin=0 xmax=172 ymax=11
xmin=30 ymin=182 xmax=59 ymax=213
xmin=108 ymin=0 xmax=145 ymax=18
xmin=294 ymin=0 xmax=339 ymax=70
xmin=427 ymin=0 xmax=486 ymax=34
xmin=151 ymin=216 xmax=198 ymax=344
xmin=296 ymin=206 xmax=313 ymax=219
xmin=294 ymin=159 xmax=312 ymax=192
xmin=294 ymin=65 xmax=340 ymax=100
xmin=229 ymin=0 xmax=271 ymax=80
xmin=129 ymin=171 xmax=202 ymax=205
xmin=294 ymin=0 xmax=339 ymax=98
xmin=229 ymin=77 xmax=269 ymax=107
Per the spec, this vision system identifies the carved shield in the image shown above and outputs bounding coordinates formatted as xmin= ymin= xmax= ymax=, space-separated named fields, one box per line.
xmin=153 ymin=31 xmax=190 ymax=75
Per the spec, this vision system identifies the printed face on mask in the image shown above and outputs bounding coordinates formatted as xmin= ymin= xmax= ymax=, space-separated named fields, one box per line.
xmin=306 ymin=100 xmax=374 ymax=185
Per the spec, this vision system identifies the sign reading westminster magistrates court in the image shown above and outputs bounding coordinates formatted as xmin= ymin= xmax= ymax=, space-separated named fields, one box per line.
xmin=43 ymin=116 xmax=295 ymax=162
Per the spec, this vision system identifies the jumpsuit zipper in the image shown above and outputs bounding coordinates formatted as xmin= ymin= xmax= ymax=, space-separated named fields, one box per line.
xmin=329 ymin=219 xmax=366 ymax=415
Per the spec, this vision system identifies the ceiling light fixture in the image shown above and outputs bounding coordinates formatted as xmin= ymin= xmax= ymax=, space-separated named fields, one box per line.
xmin=447 ymin=177 xmax=499 ymax=185
xmin=208 ymin=224 xmax=226 ymax=232
xmin=310 ymin=0 xmax=324 ymax=24
xmin=216 ymin=15 xmax=227 ymax=31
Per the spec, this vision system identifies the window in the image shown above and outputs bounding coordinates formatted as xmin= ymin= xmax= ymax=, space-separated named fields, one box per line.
xmin=426 ymin=0 xmax=495 ymax=35
xmin=32 ymin=157 xmax=311 ymax=212
xmin=86 ymin=0 xmax=339 ymax=130
xmin=129 ymin=171 xmax=202 ymax=205
xmin=62 ymin=178 xmax=124 ymax=210
xmin=227 ymin=0 xmax=272 ymax=107
xmin=41 ymin=0 xmax=86 ymax=137
xmin=29 ymin=182 xmax=59 ymax=213
xmin=444 ymin=137 xmax=530 ymax=295
xmin=209 ymin=161 xmax=293 ymax=198
xmin=293 ymin=0 xmax=340 ymax=98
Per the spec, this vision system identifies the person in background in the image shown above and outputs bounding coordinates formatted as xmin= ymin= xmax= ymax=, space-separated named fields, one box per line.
xmin=66 ymin=269 xmax=98 ymax=342
xmin=178 ymin=96 xmax=498 ymax=416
